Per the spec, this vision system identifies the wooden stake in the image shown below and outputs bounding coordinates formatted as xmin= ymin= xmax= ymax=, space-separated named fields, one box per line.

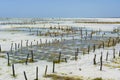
xmin=11 ymin=43 xmax=13 ymax=53
xmin=108 ymin=38 xmax=110 ymax=47
xmin=93 ymin=54 xmax=96 ymax=65
xmin=15 ymin=43 xmax=17 ymax=51
xmin=45 ymin=65 xmax=48 ymax=76
xmin=37 ymin=41 xmax=38 ymax=46
xmin=12 ymin=64 xmax=15 ymax=77
xmin=21 ymin=40 xmax=23 ymax=51
xmin=37 ymin=30 xmax=39 ymax=36
xmin=106 ymin=51 xmax=109 ymax=61
xmin=52 ymin=61 xmax=55 ymax=73
xmin=100 ymin=52 xmax=103 ymax=71
xmin=40 ymin=39 xmax=42 ymax=47
xmin=65 ymin=58 xmax=67 ymax=63
xmin=25 ymin=53 xmax=29 ymax=65
xmin=31 ymin=50 xmax=34 ymax=62
xmin=77 ymin=48 xmax=79 ymax=53
xmin=112 ymin=39 xmax=115 ymax=46
xmin=58 ymin=52 xmax=61 ymax=63
xmin=81 ymin=28 xmax=83 ymax=39
xmin=113 ymin=48 xmax=115 ymax=58
xmin=7 ymin=53 xmax=10 ymax=66
xmin=102 ymin=41 xmax=104 ymax=49
xmin=31 ymin=42 xmax=32 ymax=48
xmin=86 ymin=29 xmax=87 ymax=37
xmin=49 ymin=40 xmax=51 ymax=46
xmin=119 ymin=50 xmax=120 ymax=57
xmin=98 ymin=28 xmax=101 ymax=35
xmin=88 ymin=45 xmax=90 ymax=54
xmin=36 ymin=66 xmax=38 ymax=80
xmin=18 ymin=43 xmax=20 ymax=49
xmin=39 ymin=31 xmax=42 ymax=36
xmin=0 ymin=45 xmax=1 ymax=52
xmin=93 ymin=44 xmax=96 ymax=52
xmin=23 ymin=71 xmax=27 ymax=80
xmin=46 ymin=39 xmax=47 ymax=46
xmin=29 ymin=28 xmax=31 ymax=32
xmin=90 ymin=32 xmax=93 ymax=40
xmin=26 ymin=40 xmax=28 ymax=47
xmin=75 ymin=52 xmax=78 ymax=61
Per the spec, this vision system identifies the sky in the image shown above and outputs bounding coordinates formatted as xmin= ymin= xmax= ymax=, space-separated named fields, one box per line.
xmin=0 ymin=0 xmax=120 ymax=18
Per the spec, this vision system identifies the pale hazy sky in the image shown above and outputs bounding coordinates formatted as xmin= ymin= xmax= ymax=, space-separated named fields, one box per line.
xmin=0 ymin=0 xmax=120 ymax=18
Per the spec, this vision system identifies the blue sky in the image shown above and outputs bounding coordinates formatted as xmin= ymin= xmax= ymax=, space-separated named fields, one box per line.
xmin=0 ymin=0 xmax=120 ymax=18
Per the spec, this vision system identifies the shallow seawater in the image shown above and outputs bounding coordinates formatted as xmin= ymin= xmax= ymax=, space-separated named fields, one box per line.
xmin=2 ymin=26 xmax=118 ymax=63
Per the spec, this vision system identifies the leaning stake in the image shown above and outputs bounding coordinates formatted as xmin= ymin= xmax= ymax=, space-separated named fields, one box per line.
xmin=23 ymin=71 xmax=27 ymax=80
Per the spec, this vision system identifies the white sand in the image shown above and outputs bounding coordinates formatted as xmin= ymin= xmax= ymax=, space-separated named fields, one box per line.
xmin=0 ymin=18 xmax=120 ymax=80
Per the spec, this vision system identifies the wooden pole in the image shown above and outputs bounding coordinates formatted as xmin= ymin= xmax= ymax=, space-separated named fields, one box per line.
xmin=112 ymin=39 xmax=115 ymax=46
xmin=98 ymin=28 xmax=101 ymax=35
xmin=21 ymin=40 xmax=23 ymax=52
xmin=65 ymin=58 xmax=67 ymax=63
xmin=77 ymin=48 xmax=79 ymax=53
xmin=37 ymin=30 xmax=39 ymax=36
xmin=106 ymin=51 xmax=109 ymax=61
xmin=58 ymin=52 xmax=61 ymax=63
xmin=119 ymin=50 xmax=120 ymax=57
xmin=36 ymin=66 xmax=38 ymax=80
xmin=113 ymin=48 xmax=115 ymax=58
xmin=25 ymin=53 xmax=29 ymax=65
xmin=100 ymin=52 xmax=103 ymax=71
xmin=93 ymin=44 xmax=96 ymax=52
xmin=37 ymin=41 xmax=38 ymax=46
xmin=81 ymin=28 xmax=83 ymax=39
xmin=18 ymin=43 xmax=20 ymax=49
xmin=11 ymin=43 xmax=13 ymax=53
xmin=46 ymin=39 xmax=47 ymax=46
xmin=39 ymin=31 xmax=42 ymax=36
xmin=52 ymin=61 xmax=55 ymax=73
xmin=7 ymin=53 xmax=10 ymax=66
xmin=86 ymin=29 xmax=87 ymax=37
xmin=31 ymin=50 xmax=34 ymax=62
xmin=90 ymin=32 xmax=93 ymax=40
xmin=93 ymin=54 xmax=96 ymax=65
xmin=45 ymin=65 xmax=48 ymax=76
xmin=15 ymin=43 xmax=17 ymax=51
xmin=49 ymin=40 xmax=51 ymax=46
xmin=31 ymin=42 xmax=32 ymax=48
xmin=0 ymin=45 xmax=1 ymax=52
xmin=88 ymin=45 xmax=90 ymax=54
xmin=12 ymin=64 xmax=15 ymax=77
xmin=40 ymin=39 xmax=42 ymax=47
xmin=108 ymin=38 xmax=110 ymax=47
xmin=102 ymin=41 xmax=104 ymax=49
xmin=23 ymin=71 xmax=27 ymax=80
xmin=26 ymin=40 xmax=28 ymax=47
xmin=75 ymin=52 xmax=78 ymax=61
